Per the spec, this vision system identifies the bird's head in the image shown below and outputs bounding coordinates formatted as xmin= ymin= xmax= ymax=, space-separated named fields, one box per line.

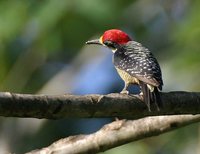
xmin=86 ymin=29 xmax=132 ymax=52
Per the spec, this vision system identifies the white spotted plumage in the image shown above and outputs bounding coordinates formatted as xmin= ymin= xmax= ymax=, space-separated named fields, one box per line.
xmin=86 ymin=29 xmax=163 ymax=111
xmin=113 ymin=41 xmax=163 ymax=90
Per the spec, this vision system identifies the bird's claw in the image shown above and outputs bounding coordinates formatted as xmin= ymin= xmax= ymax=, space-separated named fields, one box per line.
xmin=120 ymin=90 xmax=129 ymax=95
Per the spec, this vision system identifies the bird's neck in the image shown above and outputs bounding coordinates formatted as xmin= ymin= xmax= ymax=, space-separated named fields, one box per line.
xmin=112 ymin=47 xmax=126 ymax=65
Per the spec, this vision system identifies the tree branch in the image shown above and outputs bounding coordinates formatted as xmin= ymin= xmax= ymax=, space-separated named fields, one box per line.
xmin=1 ymin=91 xmax=199 ymax=153
xmin=0 ymin=91 xmax=200 ymax=119
xmin=26 ymin=114 xmax=200 ymax=154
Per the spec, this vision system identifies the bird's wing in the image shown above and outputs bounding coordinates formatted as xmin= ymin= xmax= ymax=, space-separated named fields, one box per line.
xmin=113 ymin=41 xmax=163 ymax=89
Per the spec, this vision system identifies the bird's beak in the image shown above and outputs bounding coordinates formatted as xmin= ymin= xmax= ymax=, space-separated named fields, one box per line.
xmin=86 ymin=39 xmax=102 ymax=45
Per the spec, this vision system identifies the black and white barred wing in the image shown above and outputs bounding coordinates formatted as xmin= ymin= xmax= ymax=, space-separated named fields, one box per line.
xmin=114 ymin=41 xmax=163 ymax=90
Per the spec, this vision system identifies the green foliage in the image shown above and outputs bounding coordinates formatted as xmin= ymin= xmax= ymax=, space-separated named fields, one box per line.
xmin=0 ymin=1 xmax=199 ymax=153
xmin=0 ymin=0 xmax=134 ymax=92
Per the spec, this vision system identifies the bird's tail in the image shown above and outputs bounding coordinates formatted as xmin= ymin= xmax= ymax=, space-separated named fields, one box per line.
xmin=139 ymin=81 xmax=162 ymax=111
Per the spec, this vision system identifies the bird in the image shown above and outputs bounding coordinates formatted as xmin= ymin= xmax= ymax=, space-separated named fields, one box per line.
xmin=86 ymin=29 xmax=163 ymax=111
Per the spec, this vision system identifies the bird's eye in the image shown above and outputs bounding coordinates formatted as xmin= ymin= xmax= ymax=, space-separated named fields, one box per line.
xmin=103 ymin=41 xmax=116 ymax=49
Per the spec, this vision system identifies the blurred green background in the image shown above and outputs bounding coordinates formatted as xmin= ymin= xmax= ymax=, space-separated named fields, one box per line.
xmin=0 ymin=0 xmax=200 ymax=153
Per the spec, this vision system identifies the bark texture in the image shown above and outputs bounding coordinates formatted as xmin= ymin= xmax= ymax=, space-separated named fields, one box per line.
xmin=27 ymin=115 xmax=200 ymax=154
xmin=0 ymin=91 xmax=200 ymax=153
xmin=0 ymin=91 xmax=199 ymax=119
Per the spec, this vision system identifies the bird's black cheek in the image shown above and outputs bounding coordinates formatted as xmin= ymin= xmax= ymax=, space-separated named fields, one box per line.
xmin=103 ymin=41 xmax=118 ymax=50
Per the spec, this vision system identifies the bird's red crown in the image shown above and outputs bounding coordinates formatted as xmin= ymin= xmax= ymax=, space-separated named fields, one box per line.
xmin=101 ymin=29 xmax=132 ymax=45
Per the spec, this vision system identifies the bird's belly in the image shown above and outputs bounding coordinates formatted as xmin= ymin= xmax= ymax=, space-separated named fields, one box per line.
xmin=116 ymin=68 xmax=139 ymax=84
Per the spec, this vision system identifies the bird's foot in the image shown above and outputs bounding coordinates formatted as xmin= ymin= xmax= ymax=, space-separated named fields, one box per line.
xmin=129 ymin=94 xmax=143 ymax=100
xmin=138 ymin=92 xmax=144 ymax=101
xmin=115 ymin=117 xmax=119 ymax=121
xmin=120 ymin=90 xmax=129 ymax=95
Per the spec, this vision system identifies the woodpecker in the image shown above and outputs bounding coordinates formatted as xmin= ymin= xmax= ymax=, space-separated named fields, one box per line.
xmin=86 ymin=29 xmax=163 ymax=111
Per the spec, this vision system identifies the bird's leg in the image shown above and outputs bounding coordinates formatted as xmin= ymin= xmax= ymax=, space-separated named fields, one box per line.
xmin=138 ymin=84 xmax=145 ymax=101
xmin=138 ymin=91 xmax=144 ymax=101
xmin=120 ymin=82 xmax=129 ymax=94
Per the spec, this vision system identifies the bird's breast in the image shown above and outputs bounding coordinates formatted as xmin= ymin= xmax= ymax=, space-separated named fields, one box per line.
xmin=115 ymin=67 xmax=139 ymax=84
